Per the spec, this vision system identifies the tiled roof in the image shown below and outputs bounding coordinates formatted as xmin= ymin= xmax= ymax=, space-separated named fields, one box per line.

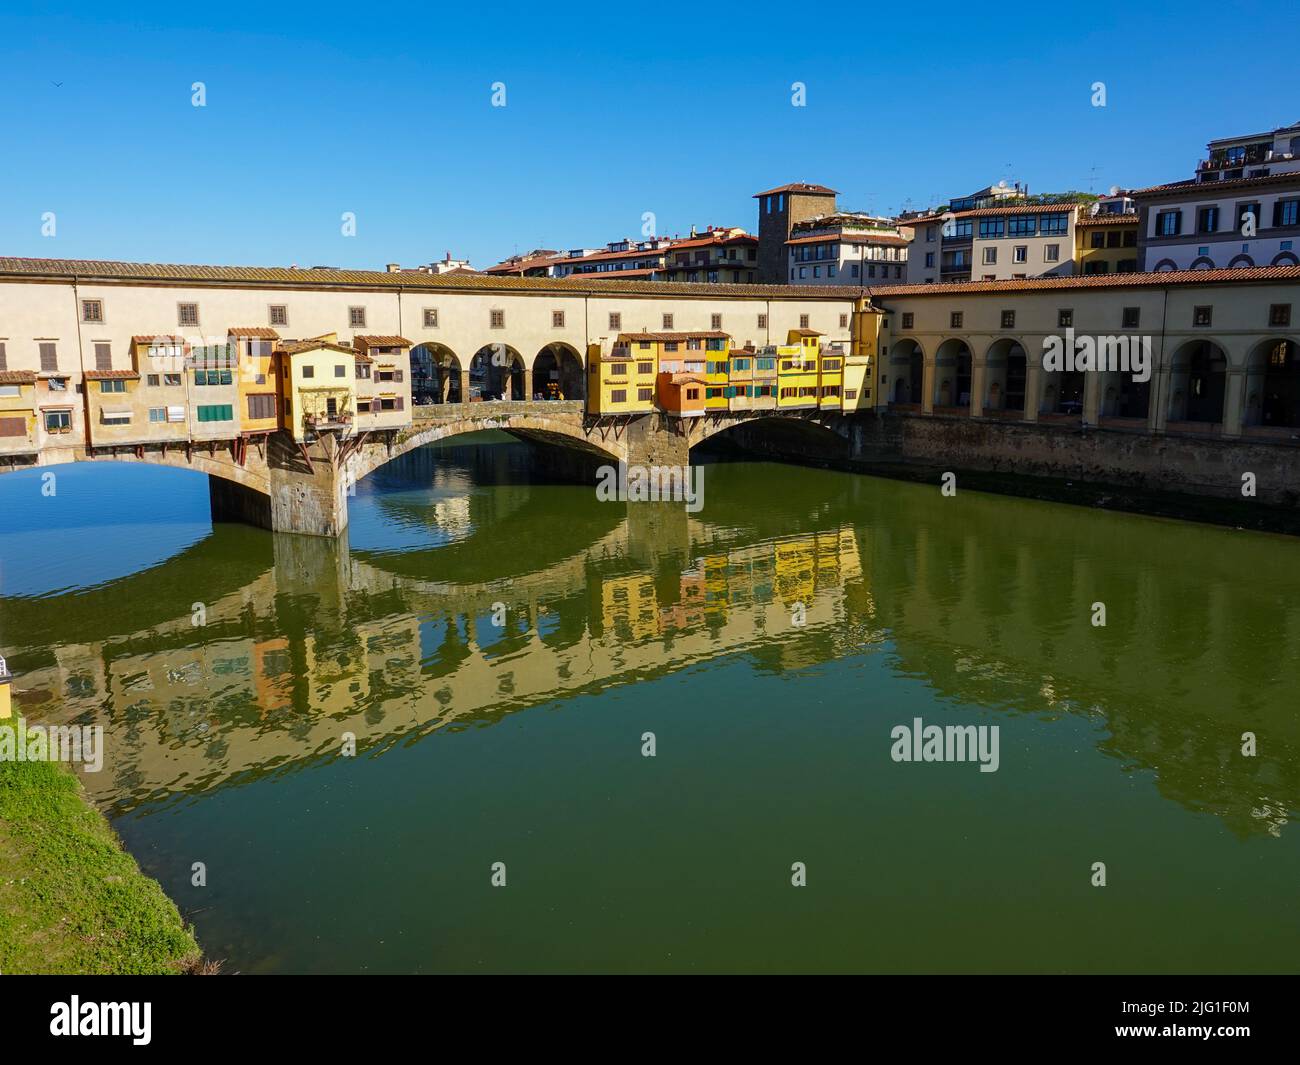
xmin=870 ymin=264 xmax=1300 ymax=297
xmin=898 ymin=203 xmax=1083 ymax=227
xmin=83 ymin=369 xmax=141 ymax=380
xmin=227 ymin=326 xmax=280 ymax=338
xmin=668 ymin=232 xmax=757 ymax=250
xmin=753 ymin=183 xmax=838 ymax=198
xmin=353 ymin=335 xmax=412 ymax=349
xmin=617 ymin=331 xmax=729 ymax=342
xmin=0 ymin=370 xmax=37 ymax=384
xmin=1075 ymin=213 xmax=1139 ymax=226
xmin=1131 ymin=171 xmax=1300 ymax=197
xmin=131 ymin=334 xmax=187 ymax=344
xmin=791 ymin=328 xmax=824 ymax=337
xmin=786 ymin=232 xmax=909 ymax=246
xmin=278 ymin=339 xmax=357 ymax=356
xmin=484 ymin=254 xmax=561 ymax=274
xmin=571 ymin=268 xmax=660 ymax=279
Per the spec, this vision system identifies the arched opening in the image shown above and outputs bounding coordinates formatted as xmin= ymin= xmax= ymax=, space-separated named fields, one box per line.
xmin=984 ymin=338 xmax=1027 ymax=419
xmin=933 ymin=339 xmax=972 ymax=413
xmin=1167 ymin=340 xmax=1227 ymax=428
xmin=410 ymin=343 xmax=462 ymax=404
xmin=888 ymin=339 xmax=924 ymax=408
xmin=469 ymin=344 xmax=525 ymax=401
xmin=1244 ymin=338 xmax=1300 ymax=430
xmin=532 ymin=343 xmax=584 ymax=401
xmin=690 ymin=413 xmax=850 ymax=464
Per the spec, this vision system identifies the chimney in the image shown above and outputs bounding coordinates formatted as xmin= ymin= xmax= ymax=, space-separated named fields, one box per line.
xmin=386 ymin=263 xmax=401 ymax=273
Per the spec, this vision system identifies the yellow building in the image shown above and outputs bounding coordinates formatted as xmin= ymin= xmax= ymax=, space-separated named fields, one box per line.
xmin=278 ymin=334 xmax=359 ymax=442
xmin=1075 ymin=214 xmax=1139 ymax=275
xmin=0 ymin=371 xmax=39 ymax=458
xmin=586 ymin=335 xmax=659 ymax=416
xmin=776 ymin=329 xmax=820 ymax=410
xmin=353 ymin=335 xmax=414 ymax=433
xmin=842 ymin=302 xmax=881 ymax=411
xmin=229 ymin=327 xmax=281 ymax=439
xmin=818 ymin=344 xmax=844 ymax=410
xmin=705 ymin=348 xmax=730 ymax=412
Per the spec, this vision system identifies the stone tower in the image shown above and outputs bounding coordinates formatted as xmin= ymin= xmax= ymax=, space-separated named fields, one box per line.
xmin=753 ymin=182 xmax=839 ymax=284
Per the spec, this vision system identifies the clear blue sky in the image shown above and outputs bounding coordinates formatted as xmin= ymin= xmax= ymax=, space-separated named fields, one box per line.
xmin=2 ymin=0 xmax=1296 ymax=271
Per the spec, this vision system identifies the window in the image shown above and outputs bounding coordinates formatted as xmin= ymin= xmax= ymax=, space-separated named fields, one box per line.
xmin=1008 ymin=216 xmax=1038 ymax=237
xmin=1240 ymin=203 xmax=1260 ymax=230
xmin=950 ymin=312 xmax=963 ymax=328
xmin=270 ymin=305 xmax=289 ymax=327
xmin=1193 ymin=305 xmax=1213 ymax=327
xmin=662 ymin=313 xmax=674 ymax=329
xmin=711 ymin=314 xmax=722 ymax=330
xmin=552 ymin=310 xmax=564 ymax=328
xmin=81 ymin=299 xmax=103 ymax=323
xmin=610 ymin=363 xmax=627 ymax=376
xmin=196 ymin=404 xmax=233 ymax=422
xmin=1122 ymin=307 xmax=1140 ymax=329
xmin=44 ymin=410 xmax=71 ymax=432
xmin=610 ymin=389 xmax=627 ymax=403
xmin=39 ymin=342 xmax=58 ymax=372
xmin=757 ymin=313 xmax=767 ymax=329
xmin=637 ymin=387 xmax=653 ymax=401
xmin=1044 ymin=244 xmax=1060 ymax=262
xmin=147 ymin=374 xmax=160 ymax=386
xmin=1198 ymin=206 xmax=1219 ymax=232
xmin=1156 ymin=210 xmax=1182 ymax=236
xmin=983 ymin=247 xmax=997 ymax=264
xmin=99 ymin=378 xmax=126 ymax=393
xmin=685 ymin=388 xmax=699 ymax=400
xmin=424 ymin=308 xmax=439 ymax=328
xmin=1001 ymin=310 xmax=1016 ymax=329
xmin=1039 ymin=213 xmax=1069 ymax=236
xmin=302 ymin=365 xmax=315 ymax=379
xmin=349 ymin=306 xmax=367 ymax=329
xmin=247 ymin=394 xmax=277 ymax=420
xmin=925 ymin=252 xmax=935 ymax=268
xmin=356 ymin=363 xmax=371 ymax=379
xmin=839 ymin=314 xmax=848 ymax=328
xmin=609 ymin=313 xmax=622 ymax=330
xmin=1013 ymin=246 xmax=1028 ymax=263
xmin=799 ymin=314 xmax=810 ymax=329
xmin=1058 ymin=309 xmax=1073 ymax=328
xmin=334 ymin=364 xmax=347 ymax=377
xmin=94 ymin=343 xmax=112 ymax=371
xmin=101 ymin=410 xmax=130 ymax=425
xmin=1273 ymin=199 xmax=1299 ymax=227
xmin=178 ymin=302 xmax=199 ymax=327
xmin=194 ymin=369 xmax=233 ymax=385
xmin=1269 ymin=304 xmax=1291 ymax=327
xmin=149 ymin=407 xmax=166 ymax=422
xmin=164 ymin=373 xmax=182 ymax=386
xmin=798 ymin=267 xmax=807 ymax=279
xmin=490 ymin=309 xmax=504 ymax=329
xmin=0 ymin=341 xmax=5 ymax=370
xmin=978 ymin=219 xmax=1004 ymax=239
xmin=901 ymin=312 xmax=914 ymax=329
xmin=1091 ymin=232 xmax=1106 ymax=249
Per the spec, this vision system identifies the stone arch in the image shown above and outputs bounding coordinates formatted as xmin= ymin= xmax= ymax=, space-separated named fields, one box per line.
xmin=932 ymin=338 xmax=972 ymax=412
xmin=888 ymin=338 xmax=925 ymax=406
xmin=983 ymin=337 xmax=1028 ymax=418
xmin=1167 ymin=339 xmax=1228 ymax=427
xmin=468 ymin=343 xmax=526 ymax=401
xmin=410 ymin=342 xmax=463 ymax=404
xmin=687 ymin=412 xmax=851 ymax=453
xmin=1152 ymin=258 xmax=1179 ymax=272
xmin=533 ymin=342 xmax=585 ymax=401
xmin=1190 ymin=255 xmax=1217 ymax=270
xmin=350 ymin=409 xmax=625 ymax=484
xmin=1243 ymin=336 xmax=1300 ymax=429
xmin=1226 ymin=254 xmax=1255 ymax=269
xmin=1272 ymin=251 xmax=1300 ymax=267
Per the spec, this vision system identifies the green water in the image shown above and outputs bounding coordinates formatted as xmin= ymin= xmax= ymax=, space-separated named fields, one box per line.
xmin=1 ymin=436 xmax=1298 ymax=973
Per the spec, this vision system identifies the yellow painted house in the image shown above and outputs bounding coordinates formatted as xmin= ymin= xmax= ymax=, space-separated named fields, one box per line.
xmin=229 ymin=327 xmax=282 ymax=438
xmin=0 ymin=370 xmax=39 ymax=457
xmin=818 ymin=344 xmax=844 ymax=411
xmin=776 ymin=329 xmax=821 ymax=410
xmin=842 ymin=303 xmax=881 ymax=412
xmin=705 ymin=348 xmax=730 ymax=412
xmin=278 ymin=334 xmax=359 ymax=442
xmin=587 ymin=335 xmax=659 ymax=416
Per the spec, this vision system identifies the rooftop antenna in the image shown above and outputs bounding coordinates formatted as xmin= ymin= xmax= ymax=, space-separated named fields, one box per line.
xmin=1087 ymin=164 xmax=1100 ymax=193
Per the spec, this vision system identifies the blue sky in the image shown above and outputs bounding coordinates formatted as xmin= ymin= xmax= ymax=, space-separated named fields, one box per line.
xmin=1 ymin=1 xmax=1296 ymax=271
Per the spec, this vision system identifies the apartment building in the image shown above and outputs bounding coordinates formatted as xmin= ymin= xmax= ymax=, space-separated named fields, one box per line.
xmin=903 ymin=202 xmax=1080 ymax=284
xmin=1075 ymin=214 xmax=1139 ymax=275
xmin=1135 ymin=122 xmax=1300 ymax=271
xmin=660 ymin=228 xmax=759 ymax=284
xmin=549 ymin=238 xmax=674 ymax=280
xmin=786 ymin=213 xmax=908 ymax=286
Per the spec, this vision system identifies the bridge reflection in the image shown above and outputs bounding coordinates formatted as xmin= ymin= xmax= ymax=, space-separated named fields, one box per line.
xmin=2 ymin=461 xmax=1298 ymax=840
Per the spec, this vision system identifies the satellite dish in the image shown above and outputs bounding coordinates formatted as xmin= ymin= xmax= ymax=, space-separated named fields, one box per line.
xmin=998 ymin=179 xmax=1008 ymax=188
xmin=1109 ymin=185 xmax=1120 ymax=197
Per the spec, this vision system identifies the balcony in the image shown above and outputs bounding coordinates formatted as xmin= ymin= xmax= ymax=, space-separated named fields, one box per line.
xmin=303 ymin=410 xmax=353 ymax=431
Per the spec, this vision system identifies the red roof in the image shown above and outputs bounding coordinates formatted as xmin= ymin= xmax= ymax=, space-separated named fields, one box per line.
xmin=83 ymin=369 xmax=140 ymax=380
xmin=786 ymin=232 xmax=909 ymax=247
xmin=1132 ymin=171 xmax=1300 ymax=197
xmin=227 ymin=326 xmax=280 ymax=338
xmin=753 ymin=183 xmax=838 ymax=198
xmin=898 ymin=203 xmax=1083 ymax=227
xmin=871 ymin=264 xmax=1300 ymax=297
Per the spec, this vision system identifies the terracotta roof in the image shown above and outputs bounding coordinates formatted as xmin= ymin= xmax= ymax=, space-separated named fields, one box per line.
xmin=83 ymin=369 xmax=140 ymax=380
xmin=278 ymin=339 xmax=357 ymax=356
xmin=668 ymin=372 xmax=708 ymax=385
xmin=0 ymin=256 xmax=851 ymax=300
xmin=353 ymin=335 xmax=412 ymax=349
xmin=790 ymin=328 xmax=824 ymax=337
xmin=869 ymin=264 xmax=1300 ymax=297
xmin=786 ymin=232 xmax=910 ymax=247
xmin=753 ymin=183 xmax=838 ymax=198
xmin=668 ymin=232 xmax=757 ymax=250
xmin=618 ymin=331 xmax=729 ymax=342
xmin=571 ymin=268 xmax=660 ymax=279
xmin=0 ymin=370 xmax=37 ymax=385
xmin=131 ymin=334 xmax=187 ymax=345
xmin=898 ymin=203 xmax=1083 ymax=227
xmin=1132 ymin=171 xmax=1300 ymax=197
xmin=226 ymin=326 xmax=280 ymax=338
xmin=1075 ymin=213 xmax=1140 ymax=226
xmin=555 ymin=246 xmax=667 ymax=266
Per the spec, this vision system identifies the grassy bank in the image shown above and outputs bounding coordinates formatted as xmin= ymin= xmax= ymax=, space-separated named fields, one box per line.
xmin=0 ymin=721 xmax=201 ymax=974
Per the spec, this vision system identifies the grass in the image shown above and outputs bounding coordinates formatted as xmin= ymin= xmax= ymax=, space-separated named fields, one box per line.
xmin=0 ymin=720 xmax=202 ymax=974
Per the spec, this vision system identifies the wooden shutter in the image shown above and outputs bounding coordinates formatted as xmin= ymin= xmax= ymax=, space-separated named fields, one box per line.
xmin=0 ymin=417 xmax=26 ymax=437
xmin=0 ymin=342 xmax=6 ymax=370
xmin=394 ymin=369 xmax=403 ymax=382
xmin=394 ymin=396 xmax=404 ymax=410
xmin=95 ymin=343 xmax=112 ymax=371
xmin=39 ymin=343 xmax=57 ymax=372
